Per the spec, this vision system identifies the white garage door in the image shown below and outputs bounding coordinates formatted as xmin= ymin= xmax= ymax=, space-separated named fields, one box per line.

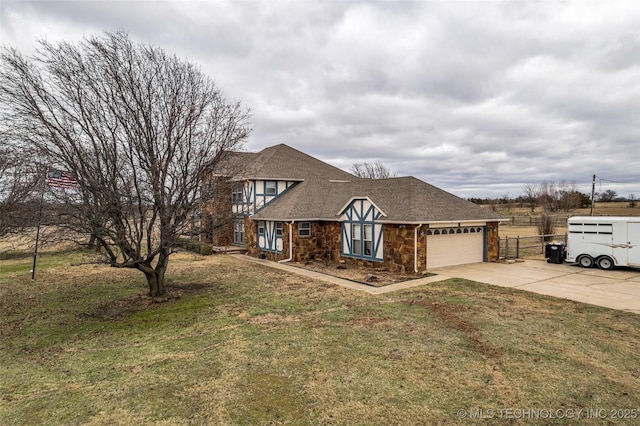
xmin=427 ymin=227 xmax=484 ymax=268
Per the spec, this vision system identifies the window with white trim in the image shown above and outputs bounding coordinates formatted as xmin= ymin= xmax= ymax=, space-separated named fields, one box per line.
xmin=363 ymin=224 xmax=372 ymax=256
xmin=258 ymin=221 xmax=265 ymax=236
xmin=299 ymin=222 xmax=311 ymax=237
xmin=265 ymin=181 xmax=277 ymax=195
xmin=275 ymin=222 xmax=283 ymax=237
xmin=352 ymin=223 xmax=361 ymax=255
xmin=234 ymin=219 xmax=244 ymax=244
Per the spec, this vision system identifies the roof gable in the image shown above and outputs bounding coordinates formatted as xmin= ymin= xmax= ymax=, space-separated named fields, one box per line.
xmin=337 ymin=196 xmax=387 ymax=218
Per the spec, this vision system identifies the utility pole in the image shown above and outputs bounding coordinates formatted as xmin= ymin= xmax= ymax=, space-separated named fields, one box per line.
xmin=590 ymin=174 xmax=596 ymax=216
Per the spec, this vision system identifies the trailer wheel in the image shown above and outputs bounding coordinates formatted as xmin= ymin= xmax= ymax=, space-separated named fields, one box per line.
xmin=577 ymin=255 xmax=594 ymax=268
xmin=597 ymin=256 xmax=614 ymax=270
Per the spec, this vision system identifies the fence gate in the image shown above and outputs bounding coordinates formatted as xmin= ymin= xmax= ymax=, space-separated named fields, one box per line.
xmin=500 ymin=234 xmax=567 ymax=259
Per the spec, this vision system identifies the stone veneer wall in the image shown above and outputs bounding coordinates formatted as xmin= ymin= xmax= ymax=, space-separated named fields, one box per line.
xmin=243 ymin=219 xmax=497 ymax=273
xmin=300 ymin=222 xmax=422 ymax=274
xmin=244 ymin=217 xmax=258 ymax=254
xmin=382 ymin=224 xmax=425 ymax=273
xmin=200 ymin=177 xmax=234 ymax=246
xmin=485 ymin=221 xmax=499 ymax=262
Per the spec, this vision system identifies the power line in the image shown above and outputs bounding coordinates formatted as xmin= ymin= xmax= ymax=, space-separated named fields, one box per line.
xmin=595 ymin=175 xmax=638 ymax=184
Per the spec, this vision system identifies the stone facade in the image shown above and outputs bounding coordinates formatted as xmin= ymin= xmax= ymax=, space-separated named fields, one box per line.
xmin=383 ymin=224 xmax=425 ymax=273
xmin=201 ymin=177 xmax=235 ymax=246
xmin=242 ymin=220 xmax=500 ymax=273
xmin=485 ymin=221 xmax=499 ymax=262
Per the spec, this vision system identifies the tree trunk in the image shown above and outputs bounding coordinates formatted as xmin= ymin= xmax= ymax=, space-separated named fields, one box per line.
xmin=87 ymin=234 xmax=100 ymax=251
xmin=143 ymin=269 xmax=165 ymax=298
xmin=138 ymin=255 xmax=169 ymax=298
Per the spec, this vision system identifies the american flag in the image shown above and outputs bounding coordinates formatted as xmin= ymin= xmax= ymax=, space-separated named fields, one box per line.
xmin=46 ymin=170 xmax=77 ymax=189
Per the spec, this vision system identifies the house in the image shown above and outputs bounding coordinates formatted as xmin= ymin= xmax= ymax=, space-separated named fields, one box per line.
xmin=202 ymin=144 xmax=503 ymax=272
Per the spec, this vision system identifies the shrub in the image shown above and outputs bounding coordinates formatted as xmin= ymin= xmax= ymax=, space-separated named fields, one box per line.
xmin=537 ymin=213 xmax=556 ymax=241
xmin=175 ymin=238 xmax=213 ymax=255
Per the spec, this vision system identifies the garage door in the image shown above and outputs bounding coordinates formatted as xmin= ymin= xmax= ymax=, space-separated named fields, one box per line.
xmin=427 ymin=227 xmax=484 ymax=268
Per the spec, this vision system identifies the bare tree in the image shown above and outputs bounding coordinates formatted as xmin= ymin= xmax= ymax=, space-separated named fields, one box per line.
xmin=536 ymin=181 xmax=581 ymax=212
xmin=597 ymin=189 xmax=618 ymax=202
xmin=350 ymin=160 xmax=396 ymax=179
xmin=521 ymin=183 xmax=539 ymax=213
xmin=537 ymin=213 xmax=556 ymax=240
xmin=0 ymin=138 xmax=43 ymax=237
xmin=0 ymin=32 xmax=250 ymax=297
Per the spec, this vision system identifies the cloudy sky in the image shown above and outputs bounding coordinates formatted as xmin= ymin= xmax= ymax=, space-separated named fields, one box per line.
xmin=1 ymin=0 xmax=639 ymax=199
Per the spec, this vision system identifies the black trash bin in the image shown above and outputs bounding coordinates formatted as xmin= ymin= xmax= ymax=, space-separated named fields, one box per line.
xmin=545 ymin=242 xmax=566 ymax=264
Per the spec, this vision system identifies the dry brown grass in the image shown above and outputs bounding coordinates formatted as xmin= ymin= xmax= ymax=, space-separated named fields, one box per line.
xmin=1 ymin=250 xmax=639 ymax=424
xmin=490 ymin=201 xmax=640 ymax=218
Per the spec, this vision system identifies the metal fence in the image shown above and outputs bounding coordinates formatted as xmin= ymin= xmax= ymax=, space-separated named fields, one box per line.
xmin=499 ymin=233 xmax=567 ymax=259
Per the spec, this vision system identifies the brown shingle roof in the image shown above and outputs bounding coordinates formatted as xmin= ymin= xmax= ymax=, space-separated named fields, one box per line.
xmin=210 ymin=151 xmax=258 ymax=177
xmin=252 ymin=175 xmax=503 ymax=223
xmin=216 ymin=144 xmax=503 ymax=223
xmin=229 ymin=144 xmax=355 ymax=181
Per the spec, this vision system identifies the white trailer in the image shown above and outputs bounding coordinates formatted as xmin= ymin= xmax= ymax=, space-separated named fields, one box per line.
xmin=566 ymin=216 xmax=640 ymax=270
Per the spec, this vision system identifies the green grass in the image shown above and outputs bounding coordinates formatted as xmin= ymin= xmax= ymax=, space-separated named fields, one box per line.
xmin=1 ymin=250 xmax=639 ymax=425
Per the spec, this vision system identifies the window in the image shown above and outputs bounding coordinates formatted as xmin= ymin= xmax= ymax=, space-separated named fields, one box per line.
xmin=258 ymin=221 xmax=265 ymax=236
xmin=352 ymin=223 xmax=361 ymax=255
xmin=341 ymin=200 xmax=383 ymax=262
xmin=345 ymin=222 xmax=380 ymax=260
xmin=265 ymin=181 xmax=277 ymax=195
xmin=363 ymin=224 xmax=372 ymax=256
xmin=232 ymin=189 xmax=243 ymax=204
xmin=204 ymin=180 xmax=214 ymax=199
xmin=234 ymin=219 xmax=244 ymax=244
xmin=299 ymin=222 xmax=311 ymax=237
xmin=275 ymin=222 xmax=283 ymax=237
xmin=568 ymin=223 xmax=613 ymax=235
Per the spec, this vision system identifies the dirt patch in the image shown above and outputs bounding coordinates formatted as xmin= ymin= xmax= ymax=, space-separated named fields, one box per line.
xmin=77 ymin=294 xmax=156 ymax=321
xmin=411 ymin=297 xmax=502 ymax=359
xmin=79 ymin=281 xmax=214 ymax=321
xmin=409 ymin=296 xmax=517 ymax=408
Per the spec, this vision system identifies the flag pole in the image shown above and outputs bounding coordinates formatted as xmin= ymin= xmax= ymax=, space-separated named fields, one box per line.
xmin=31 ymin=172 xmax=46 ymax=280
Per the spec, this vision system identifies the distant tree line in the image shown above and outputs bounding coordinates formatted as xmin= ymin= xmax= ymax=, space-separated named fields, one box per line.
xmin=468 ymin=183 xmax=636 ymax=210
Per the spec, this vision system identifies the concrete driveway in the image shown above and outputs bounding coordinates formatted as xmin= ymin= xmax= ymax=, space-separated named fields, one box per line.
xmin=430 ymin=260 xmax=640 ymax=314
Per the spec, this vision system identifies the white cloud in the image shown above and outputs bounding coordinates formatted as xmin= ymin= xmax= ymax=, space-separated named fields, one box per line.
xmin=1 ymin=0 xmax=639 ymax=199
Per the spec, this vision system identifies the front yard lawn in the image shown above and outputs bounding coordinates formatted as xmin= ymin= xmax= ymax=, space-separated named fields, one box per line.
xmin=1 ymin=250 xmax=639 ymax=424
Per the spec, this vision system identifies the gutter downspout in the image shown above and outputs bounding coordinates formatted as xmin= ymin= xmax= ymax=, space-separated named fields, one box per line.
xmin=278 ymin=221 xmax=295 ymax=263
xmin=414 ymin=224 xmax=423 ymax=273
xmin=425 ymin=225 xmax=429 ymax=270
